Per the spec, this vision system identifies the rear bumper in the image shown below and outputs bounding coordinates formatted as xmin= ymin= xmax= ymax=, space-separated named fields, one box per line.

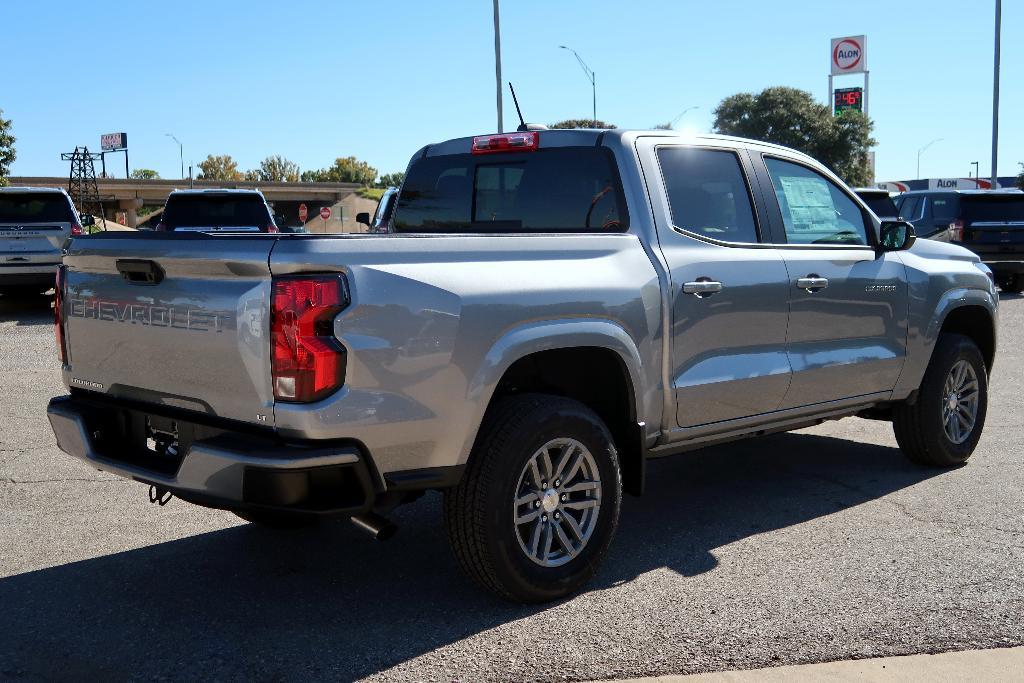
xmin=46 ymin=395 xmax=378 ymax=515
xmin=0 ymin=263 xmax=59 ymax=287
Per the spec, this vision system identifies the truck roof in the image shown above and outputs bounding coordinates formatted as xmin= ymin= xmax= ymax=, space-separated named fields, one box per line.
xmin=0 ymin=186 xmax=69 ymax=195
xmin=167 ymin=188 xmax=266 ymax=197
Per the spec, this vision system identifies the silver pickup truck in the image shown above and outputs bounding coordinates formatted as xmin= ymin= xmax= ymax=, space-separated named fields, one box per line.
xmin=47 ymin=129 xmax=997 ymax=602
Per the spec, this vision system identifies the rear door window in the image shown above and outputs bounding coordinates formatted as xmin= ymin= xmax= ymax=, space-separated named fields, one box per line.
xmin=162 ymin=194 xmax=271 ymax=230
xmin=657 ymin=147 xmax=760 ymax=243
xmin=0 ymin=193 xmax=75 ymax=223
xmin=393 ymin=147 xmax=628 ymax=232
xmin=930 ymin=195 xmax=959 ymax=221
xmin=764 ymin=158 xmax=870 ymax=246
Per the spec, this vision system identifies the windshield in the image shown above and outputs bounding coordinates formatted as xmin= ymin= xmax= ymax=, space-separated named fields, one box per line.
xmin=393 ymin=147 xmax=628 ymax=233
xmin=0 ymin=193 xmax=75 ymax=223
xmin=161 ymin=194 xmax=271 ymax=229
xmin=962 ymin=195 xmax=1024 ymax=222
xmin=859 ymin=193 xmax=899 ymax=218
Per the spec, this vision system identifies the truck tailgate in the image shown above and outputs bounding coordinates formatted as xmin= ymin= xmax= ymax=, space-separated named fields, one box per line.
xmin=62 ymin=234 xmax=275 ymax=426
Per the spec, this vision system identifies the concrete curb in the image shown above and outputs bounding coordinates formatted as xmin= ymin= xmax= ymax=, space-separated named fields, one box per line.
xmin=609 ymin=647 xmax=1024 ymax=682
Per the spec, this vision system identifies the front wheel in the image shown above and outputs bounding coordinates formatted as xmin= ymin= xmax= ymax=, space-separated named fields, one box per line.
xmin=892 ymin=333 xmax=988 ymax=467
xmin=444 ymin=394 xmax=622 ymax=602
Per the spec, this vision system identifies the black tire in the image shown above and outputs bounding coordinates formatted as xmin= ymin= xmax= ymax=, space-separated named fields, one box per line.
xmin=233 ymin=509 xmax=320 ymax=529
xmin=892 ymin=333 xmax=988 ymax=467
xmin=444 ymin=394 xmax=622 ymax=603
xmin=999 ymin=276 xmax=1024 ymax=294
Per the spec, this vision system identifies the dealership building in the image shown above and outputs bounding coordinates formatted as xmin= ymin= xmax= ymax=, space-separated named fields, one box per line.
xmin=878 ymin=176 xmax=1020 ymax=193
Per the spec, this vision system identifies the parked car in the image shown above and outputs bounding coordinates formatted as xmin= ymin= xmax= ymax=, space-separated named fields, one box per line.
xmin=854 ymin=188 xmax=901 ymax=221
xmin=155 ymin=189 xmax=278 ymax=233
xmin=896 ymin=189 xmax=1024 ymax=291
xmin=48 ymin=129 xmax=997 ymax=602
xmin=356 ymin=186 xmax=398 ymax=233
xmin=0 ymin=187 xmax=89 ymax=295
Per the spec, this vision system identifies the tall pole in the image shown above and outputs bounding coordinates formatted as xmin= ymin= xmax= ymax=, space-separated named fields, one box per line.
xmin=165 ymin=134 xmax=183 ymax=179
xmin=559 ymin=46 xmax=596 ymax=122
xmin=592 ymin=72 xmax=596 ymax=122
xmin=917 ymin=138 xmax=943 ymax=180
xmin=493 ymin=0 xmax=503 ymax=133
xmin=991 ymin=0 xmax=1001 ymax=188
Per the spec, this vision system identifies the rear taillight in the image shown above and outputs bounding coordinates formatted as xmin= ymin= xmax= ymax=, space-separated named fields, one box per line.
xmin=471 ymin=131 xmax=539 ymax=154
xmin=271 ymin=275 xmax=349 ymax=402
xmin=950 ymin=219 xmax=964 ymax=241
xmin=267 ymin=223 xmax=279 ymax=234
xmin=70 ymin=224 xmax=83 ymax=236
xmin=55 ymin=266 xmax=68 ymax=364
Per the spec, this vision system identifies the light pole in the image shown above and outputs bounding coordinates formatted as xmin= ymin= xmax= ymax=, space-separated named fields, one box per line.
xmin=670 ymin=105 xmax=699 ymax=129
xmin=492 ymin=0 xmax=503 ymax=133
xmin=165 ymin=133 xmax=183 ymax=179
xmin=991 ymin=0 xmax=1001 ymax=188
xmin=917 ymin=138 xmax=943 ymax=180
xmin=971 ymin=161 xmax=980 ymax=184
xmin=559 ymin=45 xmax=596 ymax=122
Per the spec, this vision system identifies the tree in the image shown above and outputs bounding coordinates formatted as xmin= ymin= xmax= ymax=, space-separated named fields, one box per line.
xmin=549 ymin=119 xmax=616 ymax=129
xmin=1017 ymin=163 xmax=1024 ymax=191
xmin=653 ymin=122 xmax=673 ymax=130
xmin=255 ymin=155 xmax=300 ymax=182
xmin=130 ymin=168 xmax=160 ymax=180
xmin=0 ymin=108 xmax=15 ymax=187
xmin=197 ymin=154 xmax=243 ymax=181
xmin=376 ymin=171 xmax=405 ymax=189
xmin=712 ymin=86 xmax=876 ymax=186
xmin=300 ymin=156 xmax=377 ymax=185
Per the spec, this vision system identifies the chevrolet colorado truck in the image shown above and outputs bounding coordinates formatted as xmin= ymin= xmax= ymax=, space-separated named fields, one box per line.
xmin=47 ymin=129 xmax=997 ymax=602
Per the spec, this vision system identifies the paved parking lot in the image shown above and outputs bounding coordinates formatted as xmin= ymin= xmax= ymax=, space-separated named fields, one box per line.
xmin=1 ymin=292 xmax=1022 ymax=682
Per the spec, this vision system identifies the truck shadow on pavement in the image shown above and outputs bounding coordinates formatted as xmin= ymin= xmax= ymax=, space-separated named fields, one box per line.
xmin=0 ymin=431 xmax=942 ymax=681
xmin=0 ymin=292 xmax=53 ymax=326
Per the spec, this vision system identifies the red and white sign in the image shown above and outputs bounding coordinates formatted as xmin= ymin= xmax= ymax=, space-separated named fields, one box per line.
xmin=831 ymin=35 xmax=866 ymax=75
xmin=319 ymin=206 xmax=331 ymax=221
xmin=298 ymin=203 xmax=308 ymax=222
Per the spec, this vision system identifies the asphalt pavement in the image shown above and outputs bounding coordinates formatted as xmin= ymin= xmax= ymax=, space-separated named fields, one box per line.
xmin=1 ymin=291 xmax=1022 ymax=682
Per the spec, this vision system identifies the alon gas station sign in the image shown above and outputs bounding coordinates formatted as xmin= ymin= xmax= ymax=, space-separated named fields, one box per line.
xmin=831 ymin=35 xmax=866 ymax=75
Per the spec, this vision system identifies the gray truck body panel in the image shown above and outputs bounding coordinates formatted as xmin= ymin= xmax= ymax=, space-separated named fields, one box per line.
xmin=50 ymin=130 xmax=997 ymax=507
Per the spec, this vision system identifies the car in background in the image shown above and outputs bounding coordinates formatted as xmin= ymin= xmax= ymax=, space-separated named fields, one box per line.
xmin=854 ymin=188 xmax=901 ymax=221
xmin=356 ymin=186 xmax=399 ymax=233
xmin=0 ymin=187 xmax=89 ymax=295
xmin=155 ymin=189 xmax=278 ymax=233
xmin=896 ymin=189 xmax=1024 ymax=292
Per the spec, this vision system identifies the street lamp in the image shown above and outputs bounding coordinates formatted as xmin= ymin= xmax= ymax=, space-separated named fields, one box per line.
xmin=917 ymin=138 xmax=943 ymax=180
xmin=670 ymin=105 xmax=700 ymax=129
xmin=558 ymin=45 xmax=596 ymax=122
xmin=971 ymin=161 xmax=980 ymax=184
xmin=165 ymin=133 xmax=184 ymax=179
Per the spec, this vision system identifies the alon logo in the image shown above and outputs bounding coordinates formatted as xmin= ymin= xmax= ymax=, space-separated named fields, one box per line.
xmin=833 ymin=39 xmax=862 ymax=71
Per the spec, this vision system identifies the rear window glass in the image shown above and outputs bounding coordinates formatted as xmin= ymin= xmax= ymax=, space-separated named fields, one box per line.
xmin=962 ymin=195 xmax=1024 ymax=222
xmin=0 ymin=193 xmax=74 ymax=223
xmin=393 ymin=147 xmax=628 ymax=233
xmin=860 ymin=193 xmax=899 ymax=218
xmin=162 ymin=194 xmax=271 ymax=229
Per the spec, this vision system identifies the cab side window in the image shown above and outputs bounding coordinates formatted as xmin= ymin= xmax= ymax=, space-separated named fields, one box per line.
xmin=658 ymin=147 xmax=760 ymax=243
xmin=764 ymin=157 xmax=870 ymax=246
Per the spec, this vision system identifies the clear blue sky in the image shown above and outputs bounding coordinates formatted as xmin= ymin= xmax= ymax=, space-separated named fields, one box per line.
xmin=5 ymin=0 xmax=1021 ymax=183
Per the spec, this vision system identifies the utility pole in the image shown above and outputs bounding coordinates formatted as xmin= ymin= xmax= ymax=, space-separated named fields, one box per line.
xmin=165 ymin=133 xmax=184 ymax=179
xmin=991 ymin=0 xmax=1001 ymax=188
xmin=917 ymin=138 xmax=943 ymax=180
xmin=559 ymin=45 xmax=596 ymax=122
xmin=493 ymin=0 xmax=503 ymax=133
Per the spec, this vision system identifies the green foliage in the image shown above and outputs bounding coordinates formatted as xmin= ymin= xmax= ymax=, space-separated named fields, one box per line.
xmin=301 ymin=156 xmax=378 ymax=185
xmin=712 ymin=86 xmax=876 ymax=186
xmin=1017 ymin=164 xmax=1024 ymax=191
xmin=653 ymin=122 xmax=673 ymax=130
xmin=549 ymin=119 xmax=616 ymax=129
xmin=255 ymin=155 xmax=300 ymax=182
xmin=0 ymin=108 xmax=15 ymax=186
xmin=197 ymin=154 xmax=243 ymax=181
xmin=129 ymin=168 xmax=160 ymax=180
xmin=358 ymin=187 xmax=385 ymax=201
xmin=375 ymin=171 xmax=405 ymax=189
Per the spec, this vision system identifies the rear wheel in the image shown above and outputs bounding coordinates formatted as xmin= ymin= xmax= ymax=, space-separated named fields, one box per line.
xmin=892 ymin=333 xmax=987 ymax=467
xmin=999 ymin=276 xmax=1024 ymax=294
xmin=444 ymin=394 xmax=621 ymax=602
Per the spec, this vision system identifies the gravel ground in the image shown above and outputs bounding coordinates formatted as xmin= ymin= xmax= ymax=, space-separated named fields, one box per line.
xmin=1 ymin=291 xmax=1022 ymax=682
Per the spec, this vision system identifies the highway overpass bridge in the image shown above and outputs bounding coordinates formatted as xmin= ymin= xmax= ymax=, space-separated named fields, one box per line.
xmin=9 ymin=177 xmax=363 ymax=229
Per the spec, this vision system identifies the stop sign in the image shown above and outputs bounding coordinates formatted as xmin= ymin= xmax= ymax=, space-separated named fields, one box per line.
xmin=320 ymin=206 xmax=331 ymax=221
xmin=298 ymin=203 xmax=308 ymax=222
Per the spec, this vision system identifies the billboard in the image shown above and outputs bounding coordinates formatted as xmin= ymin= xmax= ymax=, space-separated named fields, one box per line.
xmin=831 ymin=35 xmax=866 ymax=75
xmin=100 ymin=132 xmax=127 ymax=151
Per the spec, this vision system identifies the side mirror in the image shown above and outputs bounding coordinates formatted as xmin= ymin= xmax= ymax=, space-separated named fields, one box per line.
xmin=356 ymin=212 xmax=371 ymax=227
xmin=81 ymin=214 xmax=95 ymax=227
xmin=879 ymin=221 xmax=916 ymax=252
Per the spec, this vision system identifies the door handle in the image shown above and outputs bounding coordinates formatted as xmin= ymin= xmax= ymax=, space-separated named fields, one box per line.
xmin=682 ymin=280 xmax=723 ymax=297
xmin=116 ymin=259 xmax=164 ymax=285
xmin=796 ymin=276 xmax=829 ymax=292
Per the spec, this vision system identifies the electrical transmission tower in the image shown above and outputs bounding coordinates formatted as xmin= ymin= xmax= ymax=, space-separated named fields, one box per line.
xmin=61 ymin=146 xmax=106 ymax=228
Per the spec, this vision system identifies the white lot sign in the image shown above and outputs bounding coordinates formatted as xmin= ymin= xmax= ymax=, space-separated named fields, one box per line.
xmin=831 ymin=35 xmax=866 ymax=75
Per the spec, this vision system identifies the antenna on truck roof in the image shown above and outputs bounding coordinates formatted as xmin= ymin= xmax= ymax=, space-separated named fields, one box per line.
xmin=508 ymin=83 xmax=548 ymax=132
